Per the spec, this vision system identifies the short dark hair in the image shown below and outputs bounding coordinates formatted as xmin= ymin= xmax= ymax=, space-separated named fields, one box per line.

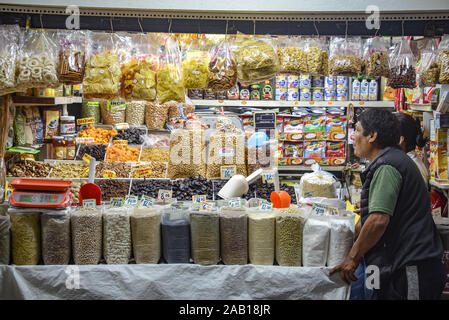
xmin=358 ymin=109 xmax=400 ymax=149
xmin=395 ymin=113 xmax=427 ymax=153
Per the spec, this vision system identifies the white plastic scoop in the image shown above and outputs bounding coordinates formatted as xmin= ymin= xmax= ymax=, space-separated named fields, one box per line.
xmin=218 ymin=168 xmax=263 ymax=199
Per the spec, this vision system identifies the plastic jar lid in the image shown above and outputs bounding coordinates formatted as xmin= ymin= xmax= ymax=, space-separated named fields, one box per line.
xmin=61 ymin=116 xmax=75 ymax=121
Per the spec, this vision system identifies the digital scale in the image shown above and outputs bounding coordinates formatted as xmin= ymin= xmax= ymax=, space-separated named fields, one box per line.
xmin=8 ymin=179 xmax=72 ymax=209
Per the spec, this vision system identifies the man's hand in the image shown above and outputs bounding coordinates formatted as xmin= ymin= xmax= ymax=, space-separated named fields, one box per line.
xmin=329 ymin=256 xmax=360 ymax=285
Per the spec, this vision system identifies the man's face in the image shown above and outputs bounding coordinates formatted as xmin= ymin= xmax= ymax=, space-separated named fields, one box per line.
xmin=351 ymin=121 xmax=375 ymax=159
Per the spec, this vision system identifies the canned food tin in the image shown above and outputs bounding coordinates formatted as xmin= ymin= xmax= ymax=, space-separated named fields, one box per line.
xmin=325 ymin=76 xmax=336 ymax=90
xmin=324 ymin=89 xmax=336 ymax=101
xmin=288 ymin=75 xmax=299 ymax=88
xmin=300 ymin=88 xmax=312 ymax=101
xmin=300 ymin=75 xmax=312 ymax=88
xmin=312 ymin=88 xmax=324 ymax=101
xmin=276 ymin=74 xmax=288 ymax=88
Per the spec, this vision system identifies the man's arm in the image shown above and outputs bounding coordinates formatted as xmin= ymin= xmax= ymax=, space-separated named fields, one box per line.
xmin=354 ymin=218 xmax=362 ymax=241
xmin=329 ymin=212 xmax=390 ymax=284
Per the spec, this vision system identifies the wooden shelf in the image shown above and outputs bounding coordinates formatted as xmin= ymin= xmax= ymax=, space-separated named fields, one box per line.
xmin=12 ymin=96 xmax=82 ymax=106
xmin=191 ymin=99 xmax=395 ymax=108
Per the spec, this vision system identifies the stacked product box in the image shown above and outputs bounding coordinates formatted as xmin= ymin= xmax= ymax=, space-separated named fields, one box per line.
xmin=312 ymin=76 xmax=324 ymax=102
xmin=429 ymin=119 xmax=448 ymax=183
xmin=324 ymin=75 xmax=336 ymax=101
xmin=299 ymin=75 xmax=312 ymax=101
xmin=336 ymin=76 xmax=349 ymax=101
xmin=276 ymin=74 xmax=288 ymax=101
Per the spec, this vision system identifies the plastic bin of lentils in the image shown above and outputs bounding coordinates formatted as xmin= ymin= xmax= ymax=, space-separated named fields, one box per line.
xmin=95 ymin=179 xmax=131 ymax=202
xmin=130 ymin=179 xmax=173 ymax=198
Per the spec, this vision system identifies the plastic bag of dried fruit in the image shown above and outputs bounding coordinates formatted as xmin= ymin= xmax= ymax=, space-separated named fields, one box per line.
xmin=362 ymin=37 xmax=390 ymax=78
xmin=276 ymin=35 xmax=307 ymax=75
xmin=207 ymin=37 xmax=237 ymax=91
xmin=120 ymin=33 xmax=157 ymax=101
xmin=387 ymin=39 xmax=417 ymax=89
xmin=232 ymin=34 xmax=280 ymax=85
xmin=418 ymin=40 xmax=440 ymax=87
xmin=438 ymin=34 xmax=449 ymax=84
xmin=157 ymin=35 xmax=185 ymax=104
xmin=304 ymin=36 xmax=329 ymax=76
xmin=181 ymin=35 xmax=209 ymax=89
xmin=329 ymin=36 xmax=362 ymax=76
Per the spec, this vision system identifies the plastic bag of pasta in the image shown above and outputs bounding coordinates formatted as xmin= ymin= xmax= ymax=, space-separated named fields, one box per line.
xmin=0 ymin=24 xmax=20 ymax=95
xmin=83 ymin=32 xmax=127 ymax=100
xmin=207 ymin=38 xmax=237 ymax=91
xmin=438 ymin=34 xmax=449 ymax=84
xmin=181 ymin=36 xmax=209 ymax=89
xmin=387 ymin=39 xmax=417 ymax=89
xmin=57 ymin=29 xmax=87 ymax=84
xmin=276 ymin=35 xmax=307 ymax=75
xmin=157 ymin=35 xmax=185 ymax=103
xmin=304 ymin=36 xmax=329 ymax=76
xmin=419 ymin=40 xmax=440 ymax=87
xmin=329 ymin=36 xmax=362 ymax=76
xmin=120 ymin=33 xmax=157 ymax=101
xmin=232 ymin=35 xmax=280 ymax=85
xmin=16 ymin=29 xmax=59 ymax=91
xmin=362 ymin=37 xmax=390 ymax=78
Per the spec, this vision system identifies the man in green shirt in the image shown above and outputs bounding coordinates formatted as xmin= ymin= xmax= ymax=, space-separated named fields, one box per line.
xmin=330 ymin=109 xmax=445 ymax=300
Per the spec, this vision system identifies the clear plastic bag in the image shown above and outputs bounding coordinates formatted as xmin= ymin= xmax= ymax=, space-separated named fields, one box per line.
xmin=57 ymin=29 xmax=87 ymax=84
xmin=419 ymin=46 xmax=440 ymax=87
xmin=103 ymin=207 xmax=132 ymax=264
xmin=130 ymin=208 xmax=161 ymax=264
xmin=276 ymin=35 xmax=307 ymax=75
xmin=145 ymin=101 xmax=168 ymax=130
xmin=83 ymin=32 xmax=125 ymax=100
xmin=219 ymin=207 xmax=248 ymax=265
xmin=248 ymin=209 xmax=276 ymax=265
xmin=16 ymin=29 xmax=59 ymax=90
xmin=125 ymin=100 xmax=146 ymax=125
xmin=438 ymin=34 xmax=449 ymax=84
xmin=190 ymin=209 xmax=220 ymax=265
xmin=329 ymin=36 xmax=362 ymax=76
xmin=0 ymin=215 xmax=10 ymax=265
xmin=302 ymin=214 xmax=330 ymax=267
xmin=161 ymin=209 xmax=191 ymax=263
xmin=41 ymin=210 xmax=71 ymax=265
xmin=327 ymin=214 xmax=354 ymax=268
xmin=120 ymin=33 xmax=157 ymax=101
xmin=99 ymin=98 xmax=126 ymax=125
xmin=233 ymin=35 xmax=280 ymax=85
xmin=71 ymin=207 xmax=103 ymax=265
xmin=362 ymin=37 xmax=390 ymax=78
xmin=181 ymin=37 xmax=209 ymax=89
xmin=165 ymin=100 xmax=195 ymax=121
xmin=0 ymin=25 xmax=20 ymax=95
xmin=157 ymin=35 xmax=185 ymax=103
xmin=8 ymin=209 xmax=40 ymax=265
xmin=387 ymin=39 xmax=417 ymax=89
xmin=276 ymin=211 xmax=305 ymax=266
xmin=81 ymin=99 xmax=101 ymax=123
xmin=304 ymin=36 xmax=329 ymax=76
xmin=207 ymin=38 xmax=237 ymax=91
xmin=295 ymin=164 xmax=338 ymax=199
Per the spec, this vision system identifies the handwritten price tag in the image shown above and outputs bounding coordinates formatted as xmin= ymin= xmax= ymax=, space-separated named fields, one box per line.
xmin=125 ymin=195 xmax=139 ymax=207
xmin=110 ymin=197 xmax=124 ymax=208
xmin=220 ymin=165 xmax=237 ymax=180
xmin=139 ymin=195 xmax=154 ymax=208
xmin=76 ymin=117 xmax=95 ymax=126
xmin=82 ymin=199 xmax=96 ymax=209
xmin=80 ymin=167 xmax=89 ymax=178
xmin=112 ymin=140 xmax=128 ymax=146
xmin=199 ymin=201 xmax=214 ymax=212
xmin=76 ymin=137 xmax=95 ymax=144
xmin=262 ymin=171 xmax=274 ymax=184
xmin=228 ymin=198 xmax=242 ymax=208
xmin=114 ymin=122 xmax=129 ymax=130
xmin=158 ymin=189 xmax=172 ymax=202
xmin=135 ymin=167 xmax=153 ymax=178
xmin=103 ymin=170 xmax=116 ymax=178
xmin=82 ymin=153 xmax=93 ymax=164
xmin=192 ymin=195 xmax=207 ymax=204
xmin=258 ymin=202 xmax=273 ymax=210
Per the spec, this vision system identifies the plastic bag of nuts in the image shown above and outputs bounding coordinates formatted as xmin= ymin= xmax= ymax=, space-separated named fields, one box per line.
xmin=41 ymin=210 xmax=71 ymax=265
xmin=165 ymin=100 xmax=196 ymax=121
xmin=181 ymin=37 xmax=209 ymax=89
xmin=329 ymin=36 xmax=362 ymax=76
xmin=438 ymin=35 xmax=449 ymax=84
xmin=387 ymin=39 xmax=417 ymax=89
xmin=71 ymin=207 xmax=103 ymax=265
xmin=125 ymin=100 xmax=147 ymax=125
xmin=419 ymin=49 xmax=440 ymax=87
xmin=103 ymin=207 xmax=132 ymax=264
xmin=207 ymin=39 xmax=237 ymax=91
xmin=304 ymin=36 xmax=329 ymax=76
xmin=362 ymin=37 xmax=390 ymax=78
xmin=276 ymin=35 xmax=308 ymax=75
xmin=219 ymin=207 xmax=248 ymax=265
xmin=145 ymin=101 xmax=169 ymax=130
xmin=100 ymin=99 xmax=126 ymax=125
xmin=8 ymin=209 xmax=41 ymax=265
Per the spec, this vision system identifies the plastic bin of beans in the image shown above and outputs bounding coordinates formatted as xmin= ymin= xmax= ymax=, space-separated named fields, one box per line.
xmin=276 ymin=209 xmax=305 ymax=267
xmin=247 ymin=209 xmax=276 ymax=266
xmin=96 ymin=179 xmax=131 ymax=201
xmin=95 ymin=161 xmax=131 ymax=178
xmin=161 ymin=208 xmax=191 ymax=263
xmin=130 ymin=208 xmax=161 ymax=264
xmin=76 ymin=144 xmax=107 ymax=162
xmin=0 ymin=215 xmax=11 ymax=265
xmin=41 ymin=210 xmax=71 ymax=265
xmin=140 ymin=147 xmax=170 ymax=162
xmin=103 ymin=207 xmax=132 ymax=264
xmin=105 ymin=144 xmax=141 ymax=162
xmin=8 ymin=209 xmax=41 ymax=265
xmin=190 ymin=209 xmax=220 ymax=265
xmin=219 ymin=207 xmax=248 ymax=265
xmin=71 ymin=207 xmax=103 ymax=265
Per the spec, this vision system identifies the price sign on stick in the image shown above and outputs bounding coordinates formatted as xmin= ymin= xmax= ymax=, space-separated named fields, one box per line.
xmin=220 ymin=165 xmax=237 ymax=180
xmin=125 ymin=195 xmax=139 ymax=207
xmin=192 ymin=195 xmax=207 ymax=204
xmin=82 ymin=199 xmax=96 ymax=209
xmin=103 ymin=170 xmax=116 ymax=178
xmin=110 ymin=197 xmax=124 ymax=208
xmin=82 ymin=153 xmax=92 ymax=164
xmin=228 ymin=198 xmax=242 ymax=208
xmin=139 ymin=195 xmax=154 ymax=208
xmin=199 ymin=201 xmax=214 ymax=212
xmin=158 ymin=190 xmax=173 ymax=202
xmin=262 ymin=170 xmax=274 ymax=184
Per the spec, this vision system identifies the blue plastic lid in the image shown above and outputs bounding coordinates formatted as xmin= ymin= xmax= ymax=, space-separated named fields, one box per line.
xmin=247 ymin=131 xmax=269 ymax=147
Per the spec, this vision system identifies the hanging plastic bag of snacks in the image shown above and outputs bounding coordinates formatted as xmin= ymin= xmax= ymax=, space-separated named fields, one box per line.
xmin=145 ymin=101 xmax=169 ymax=130
xmin=83 ymin=32 xmax=127 ymax=100
xmin=100 ymin=98 xmax=126 ymax=125
xmin=387 ymin=39 xmax=417 ymax=89
xmin=232 ymin=35 xmax=280 ymax=85
xmin=362 ymin=37 xmax=390 ymax=78
xmin=190 ymin=208 xmax=220 ymax=265
xmin=438 ymin=34 xmax=449 ymax=84
xmin=0 ymin=25 xmax=21 ymax=96
xmin=419 ymin=41 xmax=440 ymax=87
xmin=0 ymin=215 xmax=11 ymax=265
xmin=207 ymin=37 xmax=237 ymax=91
xmin=248 ymin=209 xmax=276 ymax=265
xmin=41 ymin=210 xmax=71 ymax=265
xmin=71 ymin=207 xmax=103 ymax=265
xmin=276 ymin=35 xmax=308 ymax=75
xmin=304 ymin=36 xmax=329 ymax=76
xmin=157 ymin=35 xmax=185 ymax=104
xmin=181 ymin=36 xmax=209 ymax=89
xmin=131 ymin=208 xmax=161 ymax=264
xmin=8 ymin=209 xmax=41 ymax=265
xmin=16 ymin=29 xmax=59 ymax=91
xmin=57 ymin=29 xmax=87 ymax=84
xmin=329 ymin=36 xmax=363 ymax=76
xmin=120 ymin=33 xmax=157 ymax=101
xmin=103 ymin=207 xmax=132 ymax=265
xmin=219 ymin=207 xmax=248 ymax=265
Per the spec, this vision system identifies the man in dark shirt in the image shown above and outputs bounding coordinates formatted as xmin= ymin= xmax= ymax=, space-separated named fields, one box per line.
xmin=330 ymin=109 xmax=446 ymax=300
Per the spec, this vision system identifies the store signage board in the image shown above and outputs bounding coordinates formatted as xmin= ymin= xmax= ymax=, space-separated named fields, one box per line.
xmin=253 ymin=111 xmax=276 ymax=130
xmin=82 ymin=199 xmax=96 ymax=209
xmin=158 ymin=189 xmax=173 ymax=202
xmin=220 ymin=165 xmax=237 ymax=180
xmin=192 ymin=195 xmax=207 ymax=204
xmin=125 ymin=195 xmax=139 ymax=207
xmin=110 ymin=197 xmax=124 ymax=208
